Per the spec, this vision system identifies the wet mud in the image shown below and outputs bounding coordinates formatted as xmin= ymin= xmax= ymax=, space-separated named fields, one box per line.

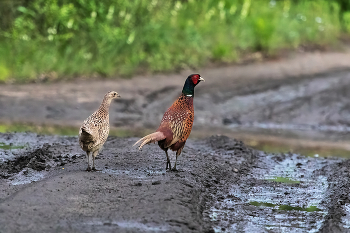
xmin=1 ymin=133 xmax=350 ymax=232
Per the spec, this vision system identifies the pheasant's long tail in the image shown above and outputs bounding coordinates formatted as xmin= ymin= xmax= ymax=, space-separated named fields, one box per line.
xmin=133 ymin=132 xmax=166 ymax=150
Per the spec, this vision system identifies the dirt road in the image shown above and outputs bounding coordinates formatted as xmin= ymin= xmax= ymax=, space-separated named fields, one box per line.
xmin=1 ymin=51 xmax=350 ymax=131
xmin=2 ymin=51 xmax=350 ymax=232
xmin=0 ymin=133 xmax=350 ymax=232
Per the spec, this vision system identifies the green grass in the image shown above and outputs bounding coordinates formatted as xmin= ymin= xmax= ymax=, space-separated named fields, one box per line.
xmin=0 ymin=142 xmax=26 ymax=150
xmin=266 ymin=177 xmax=300 ymax=184
xmin=0 ymin=0 xmax=347 ymax=82
xmin=0 ymin=123 xmax=148 ymax=137
xmin=250 ymin=201 xmax=321 ymax=212
xmin=0 ymin=123 xmax=79 ymax=136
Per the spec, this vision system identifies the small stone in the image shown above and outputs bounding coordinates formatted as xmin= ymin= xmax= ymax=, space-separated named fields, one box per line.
xmin=152 ymin=181 xmax=161 ymax=185
xmin=233 ymin=168 xmax=238 ymax=173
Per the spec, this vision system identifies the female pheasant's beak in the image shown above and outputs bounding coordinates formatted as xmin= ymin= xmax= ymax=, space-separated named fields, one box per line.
xmin=117 ymin=93 xmax=121 ymax=98
xmin=199 ymin=77 xmax=205 ymax=82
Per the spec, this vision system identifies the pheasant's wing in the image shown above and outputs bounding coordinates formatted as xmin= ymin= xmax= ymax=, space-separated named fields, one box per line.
xmin=79 ymin=117 xmax=99 ymax=148
xmin=161 ymin=108 xmax=194 ymax=148
xmin=79 ymin=126 xmax=96 ymax=150
xmin=79 ymin=127 xmax=95 ymax=143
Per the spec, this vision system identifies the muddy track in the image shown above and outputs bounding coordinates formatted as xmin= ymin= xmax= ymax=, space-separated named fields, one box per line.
xmin=0 ymin=133 xmax=256 ymax=233
xmin=318 ymin=159 xmax=350 ymax=233
xmin=1 ymin=133 xmax=350 ymax=232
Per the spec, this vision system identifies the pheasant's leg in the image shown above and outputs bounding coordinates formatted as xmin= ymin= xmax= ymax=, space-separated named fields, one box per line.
xmin=86 ymin=152 xmax=92 ymax=171
xmin=165 ymin=150 xmax=172 ymax=170
xmin=92 ymin=151 xmax=100 ymax=171
xmin=172 ymin=155 xmax=178 ymax=171
xmin=173 ymin=150 xmax=182 ymax=171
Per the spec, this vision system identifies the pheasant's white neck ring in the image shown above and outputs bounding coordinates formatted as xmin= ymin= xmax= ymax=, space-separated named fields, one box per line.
xmin=186 ymin=95 xmax=193 ymax=97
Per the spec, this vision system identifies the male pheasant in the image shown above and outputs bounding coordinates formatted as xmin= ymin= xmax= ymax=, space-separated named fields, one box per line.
xmin=79 ymin=91 xmax=120 ymax=171
xmin=133 ymin=74 xmax=204 ymax=171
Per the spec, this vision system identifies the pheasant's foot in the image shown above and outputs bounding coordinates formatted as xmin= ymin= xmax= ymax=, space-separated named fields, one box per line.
xmin=86 ymin=167 xmax=92 ymax=172
xmin=91 ymin=167 xmax=101 ymax=172
xmin=171 ymin=163 xmax=180 ymax=172
xmin=166 ymin=161 xmax=172 ymax=170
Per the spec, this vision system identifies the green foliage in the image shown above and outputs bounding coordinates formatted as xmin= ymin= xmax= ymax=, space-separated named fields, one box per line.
xmin=0 ymin=0 xmax=348 ymax=82
xmin=343 ymin=11 xmax=350 ymax=32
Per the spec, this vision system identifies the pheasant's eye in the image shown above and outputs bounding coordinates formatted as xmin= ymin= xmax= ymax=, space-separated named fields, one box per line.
xmin=113 ymin=93 xmax=116 ymax=96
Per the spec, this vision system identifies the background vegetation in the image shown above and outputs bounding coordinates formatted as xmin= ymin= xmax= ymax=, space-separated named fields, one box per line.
xmin=0 ymin=0 xmax=350 ymax=82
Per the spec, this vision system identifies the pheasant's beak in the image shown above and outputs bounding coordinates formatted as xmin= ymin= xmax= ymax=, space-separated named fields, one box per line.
xmin=199 ymin=77 xmax=205 ymax=82
xmin=117 ymin=94 xmax=121 ymax=98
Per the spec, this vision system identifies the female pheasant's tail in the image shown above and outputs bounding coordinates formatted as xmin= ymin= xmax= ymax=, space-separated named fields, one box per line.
xmin=133 ymin=132 xmax=166 ymax=150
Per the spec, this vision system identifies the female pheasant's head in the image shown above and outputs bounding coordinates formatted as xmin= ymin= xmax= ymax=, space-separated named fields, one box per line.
xmin=105 ymin=91 xmax=121 ymax=100
xmin=182 ymin=74 xmax=205 ymax=97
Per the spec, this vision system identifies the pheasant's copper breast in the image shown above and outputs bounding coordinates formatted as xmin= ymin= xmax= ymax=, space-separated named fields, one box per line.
xmin=158 ymin=94 xmax=194 ymax=144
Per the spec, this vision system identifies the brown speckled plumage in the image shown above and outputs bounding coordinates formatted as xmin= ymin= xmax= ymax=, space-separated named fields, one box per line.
xmin=158 ymin=94 xmax=194 ymax=152
xmin=134 ymin=74 xmax=204 ymax=171
xmin=79 ymin=91 xmax=120 ymax=171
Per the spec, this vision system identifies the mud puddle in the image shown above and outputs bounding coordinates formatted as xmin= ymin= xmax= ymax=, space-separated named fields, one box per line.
xmin=66 ymin=219 xmax=171 ymax=232
xmin=208 ymin=152 xmax=333 ymax=232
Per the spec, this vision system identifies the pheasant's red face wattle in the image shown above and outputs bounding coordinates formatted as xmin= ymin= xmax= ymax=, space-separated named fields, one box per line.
xmin=191 ymin=74 xmax=200 ymax=85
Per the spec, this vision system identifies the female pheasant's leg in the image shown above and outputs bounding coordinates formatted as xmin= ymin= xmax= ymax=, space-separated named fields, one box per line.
xmin=92 ymin=151 xmax=100 ymax=171
xmin=86 ymin=152 xmax=92 ymax=171
xmin=165 ymin=150 xmax=172 ymax=170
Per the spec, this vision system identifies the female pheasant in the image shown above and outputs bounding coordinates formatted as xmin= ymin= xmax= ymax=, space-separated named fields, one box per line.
xmin=134 ymin=74 xmax=204 ymax=171
xmin=79 ymin=91 xmax=120 ymax=171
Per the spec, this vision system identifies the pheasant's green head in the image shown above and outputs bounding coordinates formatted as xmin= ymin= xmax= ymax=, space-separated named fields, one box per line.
xmin=182 ymin=74 xmax=205 ymax=97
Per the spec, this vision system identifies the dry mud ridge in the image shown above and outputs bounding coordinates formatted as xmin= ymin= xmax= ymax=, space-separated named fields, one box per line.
xmin=1 ymin=133 xmax=350 ymax=232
